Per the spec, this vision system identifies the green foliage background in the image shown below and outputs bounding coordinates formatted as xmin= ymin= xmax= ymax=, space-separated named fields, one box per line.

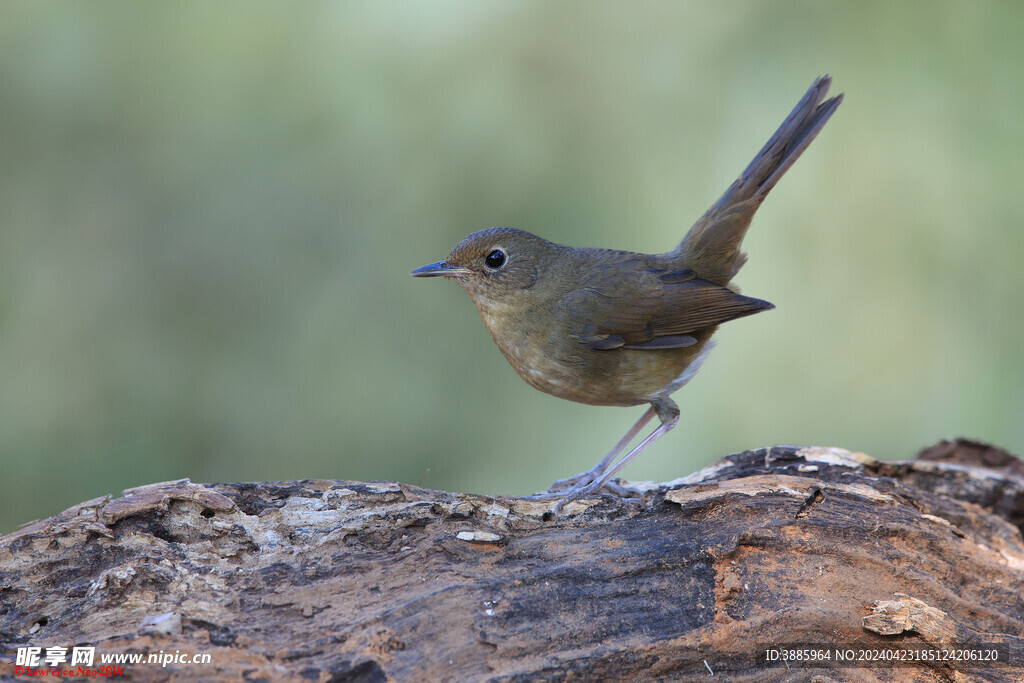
xmin=3 ymin=1 xmax=1023 ymax=533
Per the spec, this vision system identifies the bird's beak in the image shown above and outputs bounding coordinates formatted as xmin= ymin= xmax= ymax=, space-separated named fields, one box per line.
xmin=410 ymin=261 xmax=472 ymax=278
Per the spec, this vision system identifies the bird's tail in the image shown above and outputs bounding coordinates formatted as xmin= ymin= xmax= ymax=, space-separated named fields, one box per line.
xmin=673 ymin=76 xmax=842 ymax=284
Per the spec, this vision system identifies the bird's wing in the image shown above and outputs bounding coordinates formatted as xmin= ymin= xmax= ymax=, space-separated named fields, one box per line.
xmin=568 ymin=265 xmax=773 ymax=350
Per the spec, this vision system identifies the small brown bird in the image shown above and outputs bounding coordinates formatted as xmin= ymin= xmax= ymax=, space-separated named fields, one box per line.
xmin=412 ymin=77 xmax=842 ymax=511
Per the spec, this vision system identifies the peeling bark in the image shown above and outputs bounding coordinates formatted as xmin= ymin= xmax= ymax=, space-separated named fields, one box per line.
xmin=2 ymin=443 xmax=1023 ymax=681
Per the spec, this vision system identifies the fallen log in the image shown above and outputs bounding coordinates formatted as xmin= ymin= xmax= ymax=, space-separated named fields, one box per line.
xmin=2 ymin=441 xmax=1023 ymax=681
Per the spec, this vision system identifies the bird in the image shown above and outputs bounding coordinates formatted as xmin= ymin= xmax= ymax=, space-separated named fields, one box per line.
xmin=411 ymin=76 xmax=842 ymax=512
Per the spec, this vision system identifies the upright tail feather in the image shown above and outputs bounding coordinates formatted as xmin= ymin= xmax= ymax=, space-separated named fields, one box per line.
xmin=673 ymin=76 xmax=842 ymax=284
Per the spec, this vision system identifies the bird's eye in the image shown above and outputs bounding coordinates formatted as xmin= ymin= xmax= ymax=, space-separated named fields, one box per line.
xmin=484 ymin=249 xmax=506 ymax=269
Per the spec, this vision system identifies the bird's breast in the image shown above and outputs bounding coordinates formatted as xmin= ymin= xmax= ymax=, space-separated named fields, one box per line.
xmin=468 ymin=291 xmax=708 ymax=407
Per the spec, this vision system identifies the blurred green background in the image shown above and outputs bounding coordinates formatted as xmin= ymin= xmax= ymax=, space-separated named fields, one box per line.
xmin=2 ymin=1 xmax=1022 ymax=533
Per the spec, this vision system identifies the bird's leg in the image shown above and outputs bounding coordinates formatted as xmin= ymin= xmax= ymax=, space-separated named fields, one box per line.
xmin=532 ymin=401 xmax=675 ymax=511
xmin=542 ymin=406 xmax=657 ymax=494
xmin=552 ymin=403 xmax=679 ymax=516
xmin=525 ymin=398 xmax=680 ymax=509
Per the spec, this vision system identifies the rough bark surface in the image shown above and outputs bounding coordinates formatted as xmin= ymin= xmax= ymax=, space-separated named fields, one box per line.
xmin=2 ymin=441 xmax=1023 ymax=682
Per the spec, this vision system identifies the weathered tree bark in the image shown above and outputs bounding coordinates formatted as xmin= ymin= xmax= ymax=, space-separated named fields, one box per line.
xmin=2 ymin=440 xmax=1023 ymax=681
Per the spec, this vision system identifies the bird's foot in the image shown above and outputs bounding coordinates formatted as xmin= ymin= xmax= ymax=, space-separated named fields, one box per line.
xmin=523 ymin=478 xmax=641 ymax=516
xmin=552 ymin=480 xmax=642 ymax=515
xmin=552 ymin=481 xmax=601 ymax=514
xmin=544 ymin=469 xmax=634 ymax=497
xmin=543 ymin=469 xmax=596 ymax=493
